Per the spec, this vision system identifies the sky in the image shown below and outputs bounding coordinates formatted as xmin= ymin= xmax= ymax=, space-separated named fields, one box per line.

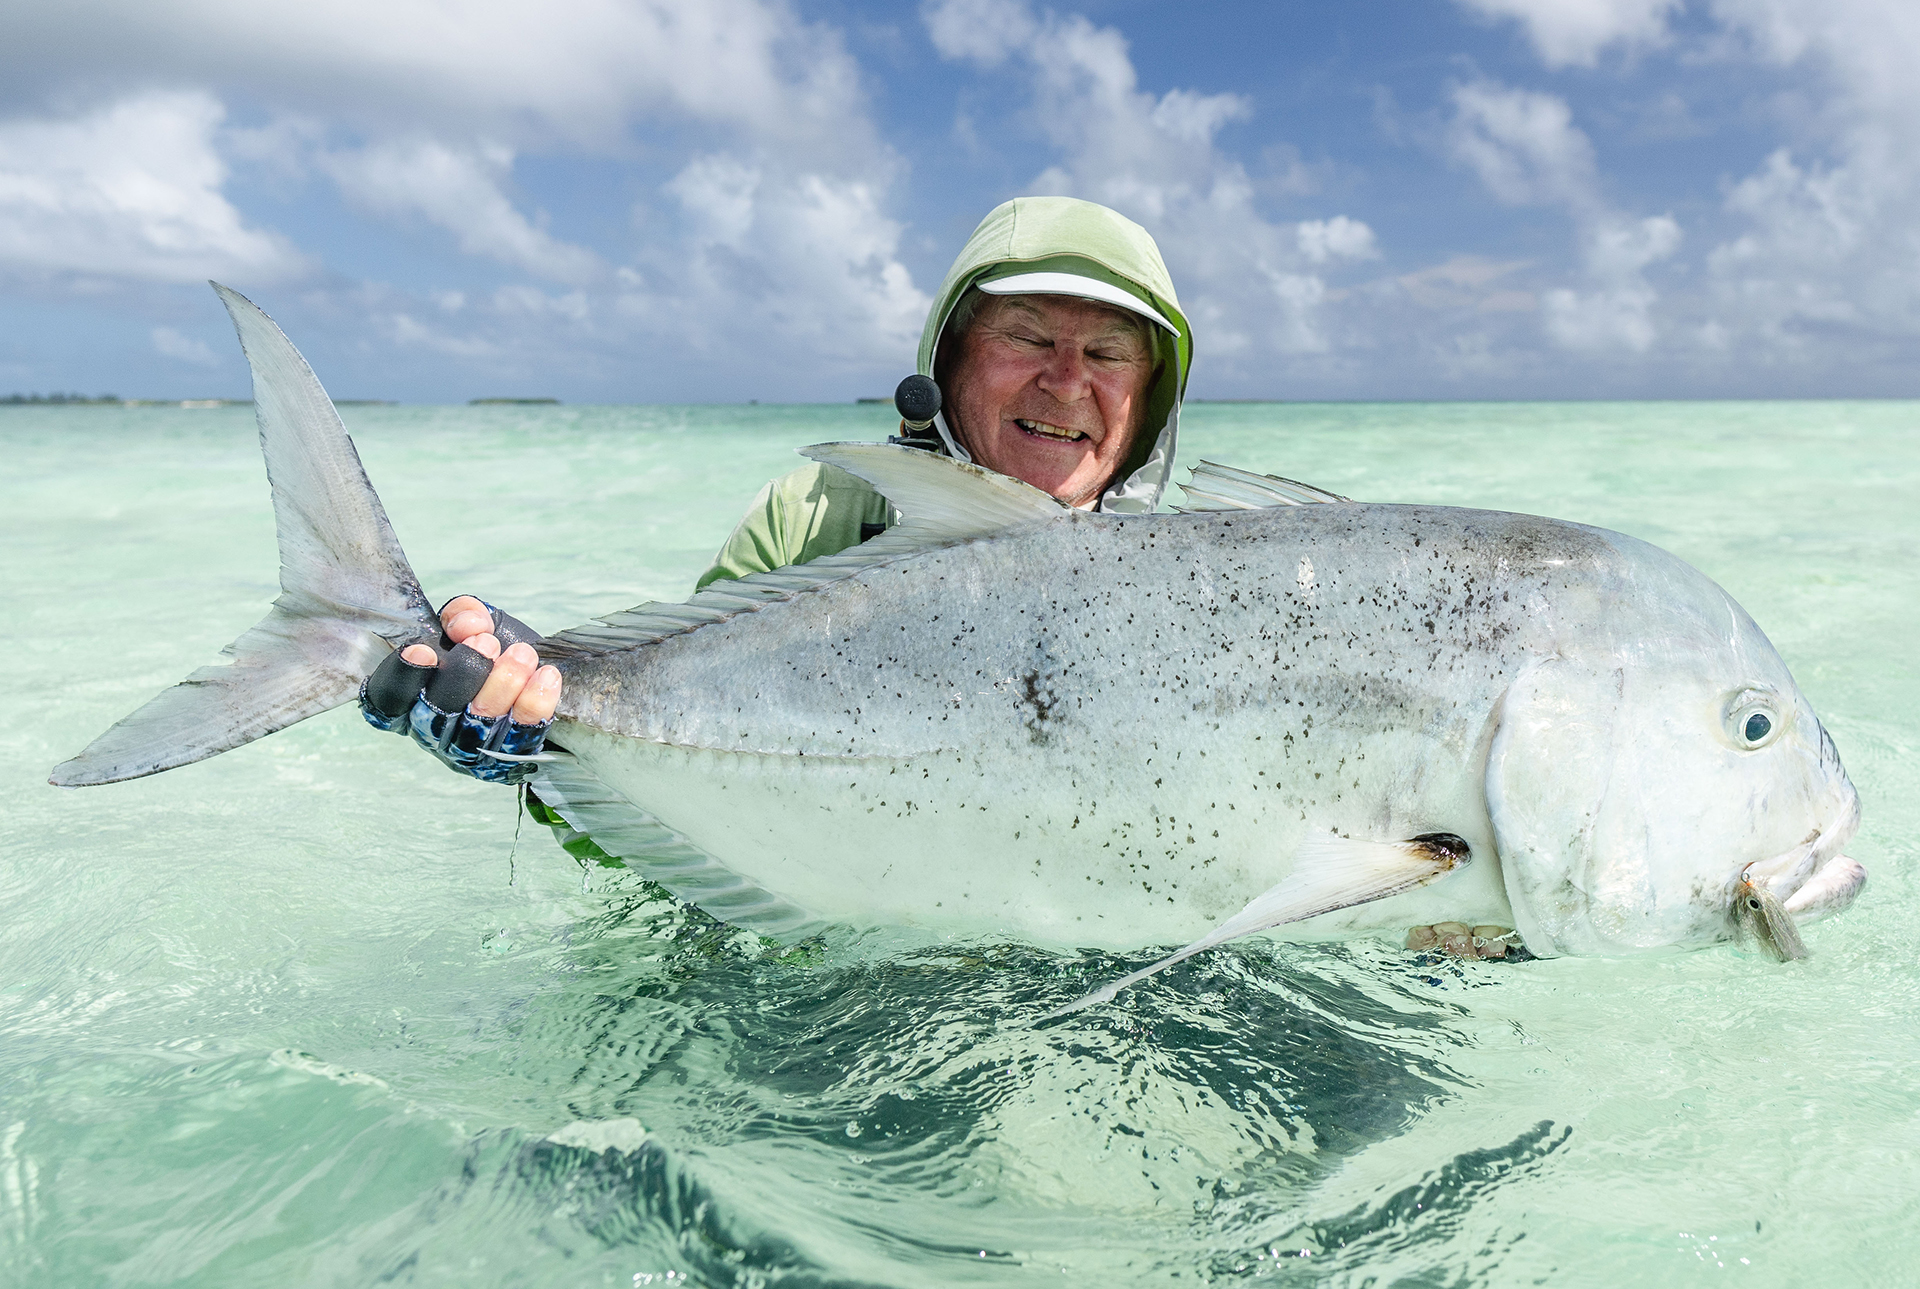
xmin=2 ymin=0 xmax=1917 ymax=403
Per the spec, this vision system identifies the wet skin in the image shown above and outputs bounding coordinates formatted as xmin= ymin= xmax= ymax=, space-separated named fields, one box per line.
xmin=434 ymin=292 xmax=1157 ymax=721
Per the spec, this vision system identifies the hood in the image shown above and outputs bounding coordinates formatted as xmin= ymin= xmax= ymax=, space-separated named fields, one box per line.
xmin=916 ymin=197 xmax=1192 ymax=514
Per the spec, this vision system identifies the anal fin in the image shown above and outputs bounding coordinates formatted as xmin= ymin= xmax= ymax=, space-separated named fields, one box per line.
xmin=530 ymin=755 xmax=827 ymax=942
xmin=1046 ymin=833 xmax=1470 ymax=1018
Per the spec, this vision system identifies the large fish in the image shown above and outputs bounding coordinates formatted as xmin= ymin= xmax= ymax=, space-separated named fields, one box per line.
xmin=51 ymin=287 xmax=1866 ymax=1000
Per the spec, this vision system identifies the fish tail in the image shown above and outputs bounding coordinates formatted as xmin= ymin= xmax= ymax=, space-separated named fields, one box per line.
xmin=48 ymin=284 xmax=437 ymax=788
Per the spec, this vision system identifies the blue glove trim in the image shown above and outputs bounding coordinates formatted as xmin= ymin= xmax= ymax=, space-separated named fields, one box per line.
xmin=494 ymin=716 xmax=551 ymax=758
xmin=407 ymin=696 xmax=463 ymax=757
xmin=406 ymin=695 xmax=550 ymax=784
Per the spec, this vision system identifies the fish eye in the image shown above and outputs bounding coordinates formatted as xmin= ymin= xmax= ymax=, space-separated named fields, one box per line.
xmin=1746 ymin=895 xmax=1763 ymax=910
xmin=1724 ymin=689 xmax=1784 ymax=750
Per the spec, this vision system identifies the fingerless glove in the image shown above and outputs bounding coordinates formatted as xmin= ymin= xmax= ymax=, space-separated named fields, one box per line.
xmin=358 ymin=599 xmax=550 ymax=784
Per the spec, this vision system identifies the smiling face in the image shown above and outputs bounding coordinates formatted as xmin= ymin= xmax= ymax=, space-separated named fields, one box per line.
xmin=943 ymin=292 xmax=1159 ymax=509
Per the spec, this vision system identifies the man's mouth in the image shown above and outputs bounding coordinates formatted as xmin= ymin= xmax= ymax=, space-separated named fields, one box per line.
xmin=1015 ymin=417 xmax=1088 ymax=442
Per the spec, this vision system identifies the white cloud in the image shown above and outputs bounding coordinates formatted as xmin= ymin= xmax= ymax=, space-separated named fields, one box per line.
xmin=2 ymin=1 xmax=882 ymax=160
xmin=322 ymin=140 xmax=601 ymax=283
xmin=629 ymin=156 xmax=928 ymax=365
xmin=1457 ymin=0 xmax=1920 ymax=385
xmin=1689 ymin=0 xmax=1920 ymax=366
xmin=0 ymin=1 xmax=928 ymax=396
xmin=0 ymin=92 xmax=304 ymax=284
xmin=492 ymin=284 xmax=592 ymax=322
xmin=923 ymin=0 xmax=1038 ymax=64
xmin=1396 ymin=256 xmax=1533 ymax=311
xmin=1456 ymin=0 xmax=1680 ymax=67
xmin=1149 ymin=89 xmax=1254 ymax=144
xmin=1297 ymin=216 xmax=1379 ymax=265
xmin=1448 ymin=80 xmax=1680 ymax=352
xmin=387 ymin=311 xmax=504 ymax=361
xmin=8 ymin=0 xmax=1912 ymax=400
xmin=151 ymin=326 xmax=221 ymax=365
xmin=1447 ymin=82 xmax=1596 ymax=209
xmin=923 ymin=0 xmax=1379 ymax=373
xmin=0 ymin=2 xmax=902 ymax=277
xmin=329 ymin=149 xmax=928 ymax=396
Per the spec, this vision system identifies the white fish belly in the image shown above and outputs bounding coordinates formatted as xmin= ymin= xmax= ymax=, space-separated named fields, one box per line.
xmin=561 ymin=722 xmax=1517 ymax=949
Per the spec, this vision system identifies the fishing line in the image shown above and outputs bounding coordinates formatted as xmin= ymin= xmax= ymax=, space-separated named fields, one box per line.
xmin=507 ymin=783 xmax=525 ymax=887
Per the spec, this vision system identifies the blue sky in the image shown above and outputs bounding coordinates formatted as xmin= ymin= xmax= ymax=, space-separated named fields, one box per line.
xmin=1 ymin=0 xmax=1915 ymax=402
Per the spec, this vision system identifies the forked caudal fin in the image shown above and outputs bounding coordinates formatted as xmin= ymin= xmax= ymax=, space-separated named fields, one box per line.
xmin=1045 ymin=833 xmax=1471 ymax=1017
xmin=49 ymin=283 xmax=438 ymax=787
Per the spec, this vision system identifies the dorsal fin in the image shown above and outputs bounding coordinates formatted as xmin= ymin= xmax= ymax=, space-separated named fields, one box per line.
xmin=800 ymin=441 xmax=1068 ymax=537
xmin=539 ymin=443 xmax=1069 ymax=662
xmin=1176 ymin=460 xmax=1349 ymax=511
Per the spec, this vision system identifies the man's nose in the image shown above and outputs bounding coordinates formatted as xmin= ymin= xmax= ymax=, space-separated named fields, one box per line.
xmin=1034 ymin=345 xmax=1093 ymax=402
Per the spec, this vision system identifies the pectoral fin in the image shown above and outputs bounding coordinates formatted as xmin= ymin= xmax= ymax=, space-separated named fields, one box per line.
xmin=1045 ymin=833 xmax=1471 ymax=1018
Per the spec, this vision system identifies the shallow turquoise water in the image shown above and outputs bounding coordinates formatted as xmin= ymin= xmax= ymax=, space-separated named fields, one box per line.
xmin=5 ymin=399 xmax=1917 ymax=1285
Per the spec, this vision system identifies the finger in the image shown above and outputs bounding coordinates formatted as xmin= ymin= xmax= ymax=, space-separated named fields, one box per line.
xmin=365 ymin=643 xmax=441 ymax=720
xmin=465 ymin=632 xmax=501 ymax=660
xmin=422 ymin=640 xmax=494 ymax=713
xmin=510 ymin=665 xmax=562 ymax=724
xmin=444 ymin=607 xmax=494 ymax=645
xmin=470 ymin=643 xmax=539 ymax=719
xmin=440 ymin=595 xmax=486 ymax=629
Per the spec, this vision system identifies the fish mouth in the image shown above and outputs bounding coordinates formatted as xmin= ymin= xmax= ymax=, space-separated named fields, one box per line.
xmin=1013 ymin=417 xmax=1090 ymax=443
xmin=1738 ymin=795 xmax=1866 ymax=925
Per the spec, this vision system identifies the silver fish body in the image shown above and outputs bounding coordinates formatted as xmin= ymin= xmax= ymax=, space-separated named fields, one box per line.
xmin=546 ymin=493 xmax=1862 ymax=958
xmin=51 ymin=287 xmax=1868 ymax=967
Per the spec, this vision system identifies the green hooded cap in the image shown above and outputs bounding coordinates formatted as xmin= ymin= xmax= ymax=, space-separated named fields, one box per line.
xmin=916 ymin=197 xmax=1192 ymax=514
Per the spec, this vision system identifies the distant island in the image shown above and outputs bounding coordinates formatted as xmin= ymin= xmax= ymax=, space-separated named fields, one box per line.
xmin=470 ymin=397 xmax=559 ymax=405
xmin=1 ymin=394 xmax=402 ymax=407
xmin=2 ymin=392 xmax=121 ymax=405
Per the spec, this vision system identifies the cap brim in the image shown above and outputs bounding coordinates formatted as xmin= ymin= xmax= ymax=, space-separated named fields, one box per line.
xmin=974 ymin=272 xmax=1180 ymax=338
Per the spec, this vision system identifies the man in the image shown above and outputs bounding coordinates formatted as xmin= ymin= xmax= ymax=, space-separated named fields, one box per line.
xmin=694 ymin=195 xmax=1190 ymax=589
xmin=366 ymin=196 xmax=1193 ymax=784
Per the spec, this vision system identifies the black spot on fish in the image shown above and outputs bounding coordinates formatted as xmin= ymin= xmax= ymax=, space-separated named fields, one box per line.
xmin=1017 ymin=669 xmax=1059 ymax=744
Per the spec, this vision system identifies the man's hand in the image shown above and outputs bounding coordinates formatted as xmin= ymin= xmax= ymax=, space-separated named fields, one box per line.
xmin=361 ymin=595 xmax=565 ymax=785
xmin=411 ymin=595 xmax=562 ymax=723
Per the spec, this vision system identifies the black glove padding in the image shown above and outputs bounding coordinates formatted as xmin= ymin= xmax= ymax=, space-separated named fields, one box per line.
xmin=423 ymin=640 xmax=496 ymax=713
xmin=363 ymin=641 xmax=442 ymax=723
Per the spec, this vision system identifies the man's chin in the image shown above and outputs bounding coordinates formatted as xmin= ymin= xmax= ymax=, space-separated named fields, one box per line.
xmin=1001 ymin=451 xmax=1090 ymax=497
xmin=971 ymin=428 xmax=1112 ymax=504
xmin=1031 ymin=464 xmax=1107 ymax=508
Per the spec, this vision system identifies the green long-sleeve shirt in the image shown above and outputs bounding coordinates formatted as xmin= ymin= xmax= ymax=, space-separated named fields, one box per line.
xmin=693 ymin=462 xmax=895 ymax=590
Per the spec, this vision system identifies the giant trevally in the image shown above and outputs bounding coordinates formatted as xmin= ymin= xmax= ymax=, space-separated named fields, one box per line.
xmin=50 ymin=287 xmax=1866 ymax=1004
